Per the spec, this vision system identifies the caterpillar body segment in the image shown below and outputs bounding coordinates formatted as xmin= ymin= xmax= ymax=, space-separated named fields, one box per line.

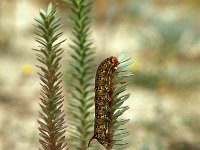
xmin=88 ymin=56 xmax=119 ymax=147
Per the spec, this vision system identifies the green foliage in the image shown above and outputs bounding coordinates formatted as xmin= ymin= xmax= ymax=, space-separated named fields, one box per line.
xmin=132 ymin=16 xmax=200 ymax=90
xmin=107 ymin=54 xmax=132 ymax=150
xmin=33 ymin=3 xmax=68 ymax=150
xmin=139 ymin=16 xmax=192 ymax=55
xmin=63 ymin=0 xmax=95 ymax=149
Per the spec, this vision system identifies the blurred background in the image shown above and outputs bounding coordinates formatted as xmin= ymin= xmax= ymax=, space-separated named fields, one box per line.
xmin=0 ymin=0 xmax=200 ymax=150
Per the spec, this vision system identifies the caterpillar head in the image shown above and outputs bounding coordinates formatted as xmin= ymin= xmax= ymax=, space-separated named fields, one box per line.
xmin=110 ymin=56 xmax=119 ymax=69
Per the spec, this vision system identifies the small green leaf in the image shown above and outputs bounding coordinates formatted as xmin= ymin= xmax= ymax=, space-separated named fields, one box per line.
xmin=39 ymin=9 xmax=46 ymax=19
xmin=113 ymin=82 xmax=128 ymax=96
xmin=47 ymin=3 xmax=52 ymax=16
xmin=113 ymin=93 xmax=131 ymax=108
xmin=117 ymin=53 xmax=125 ymax=62
xmin=114 ymin=131 xmax=130 ymax=139
xmin=113 ymin=119 xmax=130 ymax=130
xmin=117 ymin=61 xmax=132 ymax=73
xmin=113 ymin=106 xmax=129 ymax=120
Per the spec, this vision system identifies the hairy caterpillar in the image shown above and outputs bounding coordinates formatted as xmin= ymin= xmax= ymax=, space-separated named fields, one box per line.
xmin=88 ymin=56 xmax=119 ymax=146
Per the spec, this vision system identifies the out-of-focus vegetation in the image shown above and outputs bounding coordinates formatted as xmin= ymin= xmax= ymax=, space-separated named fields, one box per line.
xmin=0 ymin=0 xmax=200 ymax=150
xmin=64 ymin=0 xmax=96 ymax=149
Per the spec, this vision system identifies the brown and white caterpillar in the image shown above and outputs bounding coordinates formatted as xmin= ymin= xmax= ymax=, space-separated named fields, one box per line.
xmin=88 ymin=56 xmax=119 ymax=146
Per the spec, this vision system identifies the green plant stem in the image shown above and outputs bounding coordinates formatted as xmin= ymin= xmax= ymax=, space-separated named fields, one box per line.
xmin=34 ymin=3 xmax=67 ymax=150
xmin=64 ymin=0 xmax=94 ymax=149
xmin=107 ymin=113 xmax=113 ymax=150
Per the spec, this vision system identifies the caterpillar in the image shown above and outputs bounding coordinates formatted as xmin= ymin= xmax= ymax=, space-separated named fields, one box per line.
xmin=88 ymin=56 xmax=119 ymax=146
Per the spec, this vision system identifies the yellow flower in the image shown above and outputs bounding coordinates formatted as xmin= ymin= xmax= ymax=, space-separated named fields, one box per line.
xmin=21 ymin=64 xmax=33 ymax=75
